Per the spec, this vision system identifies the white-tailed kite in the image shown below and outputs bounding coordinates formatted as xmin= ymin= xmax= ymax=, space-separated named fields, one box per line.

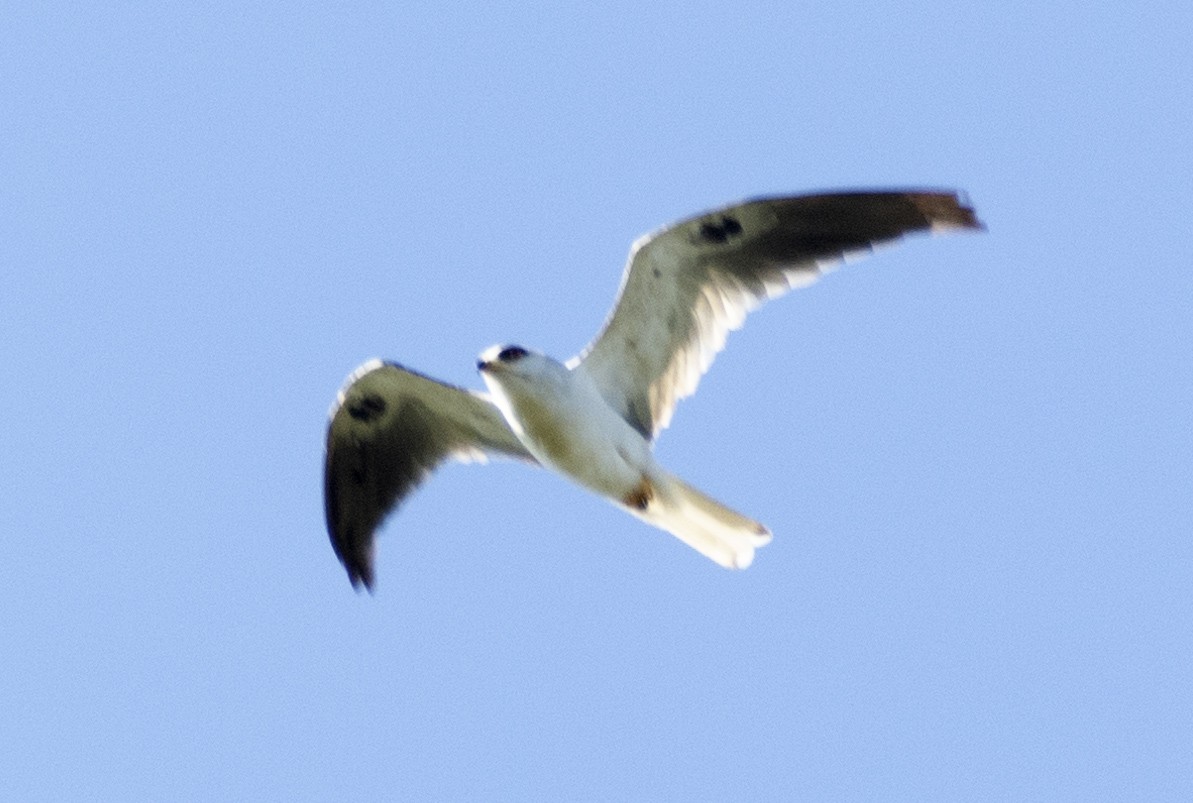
xmin=324 ymin=190 xmax=982 ymax=590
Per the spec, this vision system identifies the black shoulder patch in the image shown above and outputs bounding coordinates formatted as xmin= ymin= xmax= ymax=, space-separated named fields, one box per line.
xmin=697 ymin=215 xmax=743 ymax=244
xmin=347 ymin=394 xmax=387 ymax=422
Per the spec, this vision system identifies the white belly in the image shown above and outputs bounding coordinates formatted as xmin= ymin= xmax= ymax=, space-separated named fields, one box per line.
xmin=517 ymin=389 xmax=649 ymax=497
xmin=495 ymin=374 xmax=652 ymax=501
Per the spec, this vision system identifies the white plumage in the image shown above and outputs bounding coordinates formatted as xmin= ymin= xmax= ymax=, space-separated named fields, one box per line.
xmin=323 ymin=191 xmax=982 ymax=590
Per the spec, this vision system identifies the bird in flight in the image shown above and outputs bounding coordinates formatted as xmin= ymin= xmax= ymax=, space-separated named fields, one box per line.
xmin=324 ymin=190 xmax=982 ymax=590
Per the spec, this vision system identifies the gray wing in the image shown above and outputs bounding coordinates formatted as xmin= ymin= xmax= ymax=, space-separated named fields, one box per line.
xmin=323 ymin=359 xmax=535 ymax=590
xmin=570 ymin=190 xmax=982 ymax=439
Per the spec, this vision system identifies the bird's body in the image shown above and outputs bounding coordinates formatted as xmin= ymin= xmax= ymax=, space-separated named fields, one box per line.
xmin=479 ymin=346 xmax=650 ymax=500
xmin=478 ymin=345 xmax=771 ymax=569
xmin=323 ymin=190 xmax=982 ymax=590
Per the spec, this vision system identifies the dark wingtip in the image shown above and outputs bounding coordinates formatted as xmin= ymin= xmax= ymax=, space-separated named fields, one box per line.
xmin=342 ymin=537 xmax=376 ymax=593
xmin=324 ymin=428 xmax=380 ymax=595
xmin=348 ymin=566 xmax=375 ymax=594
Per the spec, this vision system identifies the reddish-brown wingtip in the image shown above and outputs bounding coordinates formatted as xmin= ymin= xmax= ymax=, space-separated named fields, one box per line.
xmin=911 ymin=191 xmax=985 ymax=232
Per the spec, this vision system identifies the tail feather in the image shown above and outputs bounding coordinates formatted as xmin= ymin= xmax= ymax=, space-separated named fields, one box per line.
xmin=631 ymin=472 xmax=772 ymax=569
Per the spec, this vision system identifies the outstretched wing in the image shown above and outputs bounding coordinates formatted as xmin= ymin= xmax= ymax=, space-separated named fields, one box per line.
xmin=323 ymin=359 xmax=535 ymax=590
xmin=570 ymin=190 xmax=982 ymax=439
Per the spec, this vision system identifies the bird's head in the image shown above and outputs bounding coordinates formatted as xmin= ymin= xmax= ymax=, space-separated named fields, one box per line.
xmin=476 ymin=344 xmax=532 ymax=372
xmin=477 ymin=344 xmax=567 ymax=394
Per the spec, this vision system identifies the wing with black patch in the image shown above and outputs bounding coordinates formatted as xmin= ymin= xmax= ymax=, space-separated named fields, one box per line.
xmin=571 ymin=190 xmax=983 ymax=439
xmin=323 ymin=360 xmax=535 ymax=590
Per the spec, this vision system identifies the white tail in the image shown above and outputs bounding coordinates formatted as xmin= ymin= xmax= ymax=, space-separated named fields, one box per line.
xmin=629 ymin=472 xmax=773 ymax=568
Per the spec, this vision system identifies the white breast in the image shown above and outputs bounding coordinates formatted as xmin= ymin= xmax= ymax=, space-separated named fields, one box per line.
xmin=489 ymin=361 xmax=653 ymax=501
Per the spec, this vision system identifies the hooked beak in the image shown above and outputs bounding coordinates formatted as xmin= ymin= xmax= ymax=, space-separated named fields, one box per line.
xmin=476 ymin=344 xmax=508 ymax=374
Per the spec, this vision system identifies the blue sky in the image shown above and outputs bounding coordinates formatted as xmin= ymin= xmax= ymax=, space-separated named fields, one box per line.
xmin=3 ymin=1 xmax=1190 ymax=799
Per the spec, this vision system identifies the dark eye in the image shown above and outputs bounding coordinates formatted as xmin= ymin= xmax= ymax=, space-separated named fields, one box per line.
xmin=497 ymin=346 xmax=529 ymax=362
